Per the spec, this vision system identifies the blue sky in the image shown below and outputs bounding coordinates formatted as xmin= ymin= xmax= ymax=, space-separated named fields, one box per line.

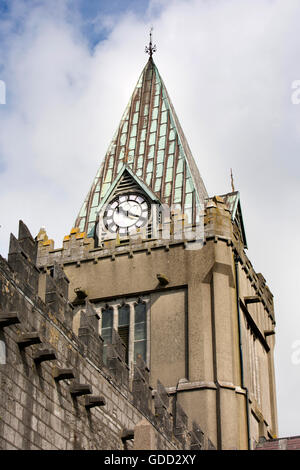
xmin=0 ymin=0 xmax=154 ymax=47
xmin=67 ymin=0 xmax=154 ymax=47
xmin=1 ymin=0 xmax=300 ymax=441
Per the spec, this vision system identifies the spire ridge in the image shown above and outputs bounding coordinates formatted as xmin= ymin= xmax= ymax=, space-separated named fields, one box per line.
xmin=145 ymin=27 xmax=157 ymax=58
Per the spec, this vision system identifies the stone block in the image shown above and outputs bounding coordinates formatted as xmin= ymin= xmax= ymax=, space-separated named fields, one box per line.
xmin=84 ymin=395 xmax=106 ymax=409
xmin=33 ymin=348 xmax=57 ymax=364
xmin=78 ymin=305 xmax=103 ymax=366
xmin=173 ymin=401 xmax=188 ymax=448
xmin=132 ymin=354 xmax=152 ymax=418
xmin=133 ymin=419 xmax=157 ymax=450
xmin=154 ymin=380 xmax=172 ymax=440
xmin=52 ymin=366 xmax=75 ymax=381
xmin=69 ymin=382 xmax=92 ymax=398
xmin=207 ymin=438 xmax=216 ymax=450
xmin=190 ymin=421 xmax=205 ymax=450
xmin=8 ymin=234 xmax=39 ymax=295
xmin=0 ymin=311 xmax=20 ymax=328
xmin=18 ymin=220 xmax=38 ymax=263
xmin=105 ymin=329 xmax=129 ymax=387
xmin=45 ymin=269 xmax=73 ymax=327
xmin=17 ymin=332 xmax=41 ymax=349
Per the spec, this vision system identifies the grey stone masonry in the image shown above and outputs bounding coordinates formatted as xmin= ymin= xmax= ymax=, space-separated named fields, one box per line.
xmin=106 ymin=329 xmax=129 ymax=390
xmin=154 ymin=380 xmax=173 ymax=441
xmin=78 ymin=301 xmax=103 ymax=369
xmin=132 ymin=354 xmax=153 ymax=419
xmin=190 ymin=421 xmax=205 ymax=450
xmin=172 ymin=401 xmax=189 ymax=449
xmin=8 ymin=223 xmax=39 ymax=298
xmin=45 ymin=262 xmax=73 ymax=329
xmin=0 ymin=220 xmax=214 ymax=450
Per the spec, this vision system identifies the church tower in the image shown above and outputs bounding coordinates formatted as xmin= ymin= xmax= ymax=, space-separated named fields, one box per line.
xmin=37 ymin=38 xmax=278 ymax=450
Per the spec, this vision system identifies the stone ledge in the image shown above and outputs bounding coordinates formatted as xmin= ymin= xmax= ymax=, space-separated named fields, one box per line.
xmin=154 ymin=381 xmax=250 ymax=395
xmin=153 ymin=381 xmax=218 ymax=395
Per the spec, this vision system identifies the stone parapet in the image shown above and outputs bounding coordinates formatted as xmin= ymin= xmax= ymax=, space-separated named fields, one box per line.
xmin=0 ymin=220 xmax=216 ymax=450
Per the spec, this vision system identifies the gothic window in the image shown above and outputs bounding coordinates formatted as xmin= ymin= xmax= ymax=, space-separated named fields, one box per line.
xmin=134 ymin=301 xmax=147 ymax=362
xmin=99 ymin=297 xmax=149 ymax=369
xmin=101 ymin=306 xmax=113 ymax=363
xmin=118 ymin=304 xmax=130 ymax=363
xmin=0 ymin=334 xmax=6 ymax=365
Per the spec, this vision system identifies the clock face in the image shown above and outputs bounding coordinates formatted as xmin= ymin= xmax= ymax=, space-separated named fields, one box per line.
xmin=104 ymin=193 xmax=150 ymax=235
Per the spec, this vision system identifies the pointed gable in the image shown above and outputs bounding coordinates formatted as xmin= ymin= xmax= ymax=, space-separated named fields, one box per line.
xmin=75 ymin=58 xmax=208 ymax=235
xmin=98 ymin=165 xmax=161 ymax=212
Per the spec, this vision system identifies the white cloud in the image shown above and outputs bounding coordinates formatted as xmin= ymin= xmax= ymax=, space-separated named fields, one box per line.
xmin=0 ymin=0 xmax=300 ymax=437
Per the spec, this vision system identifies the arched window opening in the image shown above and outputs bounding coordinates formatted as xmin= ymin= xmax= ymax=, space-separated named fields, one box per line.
xmin=101 ymin=306 xmax=113 ymax=364
xmin=118 ymin=304 xmax=130 ymax=364
xmin=0 ymin=338 xmax=6 ymax=365
xmin=134 ymin=301 xmax=147 ymax=363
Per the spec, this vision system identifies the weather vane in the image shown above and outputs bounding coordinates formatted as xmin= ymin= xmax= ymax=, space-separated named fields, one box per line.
xmin=230 ymin=168 xmax=235 ymax=192
xmin=145 ymin=27 xmax=157 ymax=58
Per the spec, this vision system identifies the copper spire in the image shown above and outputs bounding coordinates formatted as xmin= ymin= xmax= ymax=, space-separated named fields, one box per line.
xmin=75 ymin=47 xmax=208 ymax=235
xmin=145 ymin=27 xmax=157 ymax=58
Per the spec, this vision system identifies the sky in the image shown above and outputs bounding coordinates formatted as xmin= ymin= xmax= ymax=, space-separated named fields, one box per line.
xmin=0 ymin=0 xmax=300 ymax=439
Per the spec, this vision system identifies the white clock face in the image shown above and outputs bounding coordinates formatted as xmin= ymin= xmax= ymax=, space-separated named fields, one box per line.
xmin=104 ymin=193 xmax=149 ymax=235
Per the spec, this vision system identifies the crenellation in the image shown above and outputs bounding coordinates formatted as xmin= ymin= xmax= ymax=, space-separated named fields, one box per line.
xmin=172 ymin=401 xmax=189 ymax=448
xmin=1 ymin=221 xmax=216 ymax=450
xmin=31 ymin=201 xmax=278 ymax=449
xmin=132 ymin=354 xmax=153 ymax=418
xmin=190 ymin=421 xmax=205 ymax=450
xmin=0 ymin=47 xmax=279 ymax=450
xmin=36 ymin=206 xmax=274 ymax=331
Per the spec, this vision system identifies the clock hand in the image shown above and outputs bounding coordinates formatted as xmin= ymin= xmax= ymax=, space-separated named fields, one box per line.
xmin=118 ymin=206 xmax=129 ymax=216
xmin=127 ymin=210 xmax=139 ymax=219
xmin=118 ymin=205 xmax=140 ymax=219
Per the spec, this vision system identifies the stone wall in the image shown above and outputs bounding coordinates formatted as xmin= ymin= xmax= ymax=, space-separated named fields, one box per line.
xmin=255 ymin=436 xmax=300 ymax=450
xmin=34 ymin=194 xmax=278 ymax=449
xmin=0 ymin=221 xmax=213 ymax=451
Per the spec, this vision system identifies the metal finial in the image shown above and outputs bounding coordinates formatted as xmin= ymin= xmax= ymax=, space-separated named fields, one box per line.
xmin=145 ymin=27 xmax=157 ymax=58
xmin=230 ymin=168 xmax=235 ymax=192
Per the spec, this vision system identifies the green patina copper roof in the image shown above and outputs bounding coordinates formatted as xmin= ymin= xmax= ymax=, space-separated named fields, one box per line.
xmin=75 ymin=58 xmax=208 ymax=235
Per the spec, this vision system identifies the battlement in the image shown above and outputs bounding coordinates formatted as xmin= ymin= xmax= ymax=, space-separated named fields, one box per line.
xmin=37 ymin=196 xmax=234 ymax=264
xmin=0 ymin=220 xmax=215 ymax=450
xmin=36 ymin=194 xmax=274 ymax=321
